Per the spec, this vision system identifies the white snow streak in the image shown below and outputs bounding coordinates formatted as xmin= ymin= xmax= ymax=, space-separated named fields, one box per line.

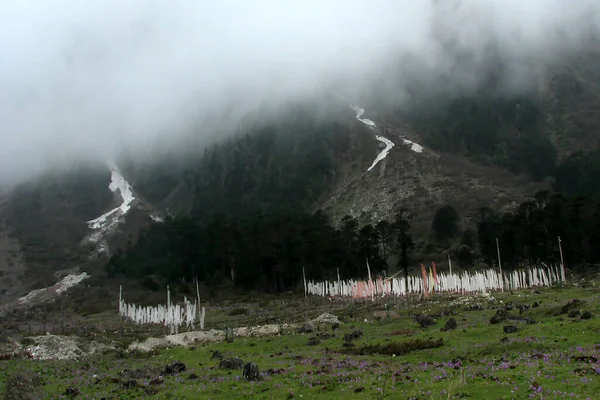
xmin=87 ymin=168 xmax=135 ymax=231
xmin=349 ymin=104 xmax=394 ymax=171
xmin=84 ymin=166 xmax=136 ymax=254
xmin=17 ymin=273 xmax=89 ymax=305
xmin=367 ymin=136 xmax=395 ymax=171
xmin=350 ymin=105 xmax=377 ymax=128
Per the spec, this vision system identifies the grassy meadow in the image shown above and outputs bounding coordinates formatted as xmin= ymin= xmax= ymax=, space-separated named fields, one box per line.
xmin=2 ymin=282 xmax=600 ymax=399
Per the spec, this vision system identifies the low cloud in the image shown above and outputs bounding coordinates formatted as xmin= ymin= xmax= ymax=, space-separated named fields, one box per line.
xmin=1 ymin=0 xmax=598 ymax=186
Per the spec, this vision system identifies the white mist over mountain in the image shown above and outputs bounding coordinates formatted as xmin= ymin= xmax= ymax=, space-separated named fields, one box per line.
xmin=1 ymin=0 xmax=598 ymax=187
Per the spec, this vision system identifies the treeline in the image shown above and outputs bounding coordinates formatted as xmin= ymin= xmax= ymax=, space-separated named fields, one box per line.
xmin=106 ymin=211 xmax=413 ymax=293
xmin=408 ymin=95 xmax=557 ymax=180
xmin=107 ymin=191 xmax=600 ymax=292
xmin=476 ymin=191 xmax=600 ymax=268
xmin=125 ymin=107 xmax=350 ymax=221
xmin=408 ymin=94 xmax=600 ymax=197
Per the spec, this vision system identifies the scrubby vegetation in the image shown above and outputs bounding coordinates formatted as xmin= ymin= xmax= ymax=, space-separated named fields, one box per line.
xmin=2 ymin=283 xmax=600 ymax=399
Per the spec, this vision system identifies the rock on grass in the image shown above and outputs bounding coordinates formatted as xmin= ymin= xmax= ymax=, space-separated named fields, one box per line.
xmin=219 ymin=357 xmax=244 ymax=370
xmin=243 ymin=362 xmax=261 ymax=381
xmin=442 ymin=318 xmax=457 ymax=331
xmin=581 ymin=311 xmax=593 ymax=320
xmin=164 ymin=361 xmax=186 ymax=375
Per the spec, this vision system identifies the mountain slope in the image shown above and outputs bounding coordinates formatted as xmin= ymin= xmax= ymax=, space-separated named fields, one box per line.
xmin=0 ymin=165 xmax=160 ymax=302
xmin=2 ymin=51 xmax=600 ymax=297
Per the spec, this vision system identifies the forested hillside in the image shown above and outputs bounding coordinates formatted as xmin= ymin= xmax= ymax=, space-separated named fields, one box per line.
xmin=104 ymin=57 xmax=600 ymax=293
xmin=107 ymin=190 xmax=600 ymax=293
xmin=3 ymin=53 xmax=600 ymax=297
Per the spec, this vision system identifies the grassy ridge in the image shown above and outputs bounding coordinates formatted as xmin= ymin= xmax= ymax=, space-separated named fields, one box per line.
xmin=2 ymin=283 xmax=600 ymax=399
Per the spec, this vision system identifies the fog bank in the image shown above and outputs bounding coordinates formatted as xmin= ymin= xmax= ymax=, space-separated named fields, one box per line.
xmin=1 ymin=0 xmax=599 ymax=186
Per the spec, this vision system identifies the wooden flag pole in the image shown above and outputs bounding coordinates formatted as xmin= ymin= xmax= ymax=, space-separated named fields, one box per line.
xmin=195 ymin=277 xmax=201 ymax=327
xmin=496 ymin=238 xmax=504 ymax=292
xmin=302 ymin=267 xmax=307 ymax=298
xmin=558 ymin=236 xmax=565 ymax=283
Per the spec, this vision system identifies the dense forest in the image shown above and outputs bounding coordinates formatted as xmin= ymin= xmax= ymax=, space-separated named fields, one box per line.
xmin=125 ymin=106 xmax=351 ymax=221
xmin=105 ymin=91 xmax=600 ymax=293
xmin=405 ymin=92 xmax=600 ymax=196
xmin=107 ymin=190 xmax=600 ymax=292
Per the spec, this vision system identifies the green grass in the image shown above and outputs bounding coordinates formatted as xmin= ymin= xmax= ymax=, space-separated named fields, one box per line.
xmin=2 ymin=284 xmax=600 ymax=399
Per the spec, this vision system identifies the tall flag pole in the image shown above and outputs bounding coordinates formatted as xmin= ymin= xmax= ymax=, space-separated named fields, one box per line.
xmin=366 ymin=258 xmax=373 ymax=300
xmin=496 ymin=238 xmax=504 ymax=292
xmin=558 ymin=236 xmax=566 ymax=283
xmin=302 ymin=267 xmax=307 ymax=298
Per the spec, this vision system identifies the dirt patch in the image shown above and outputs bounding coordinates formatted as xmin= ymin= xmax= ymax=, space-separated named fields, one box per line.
xmin=129 ymin=323 xmax=298 ymax=352
xmin=22 ymin=334 xmax=111 ymax=360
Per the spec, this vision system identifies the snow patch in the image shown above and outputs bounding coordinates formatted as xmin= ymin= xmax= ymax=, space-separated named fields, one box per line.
xmin=17 ymin=273 xmax=89 ymax=306
xmin=87 ymin=168 xmax=135 ymax=231
xmin=22 ymin=335 xmax=111 ymax=360
xmin=84 ymin=166 xmax=136 ymax=254
xmin=150 ymin=213 xmax=164 ymax=223
xmin=367 ymin=136 xmax=395 ymax=171
xmin=346 ymin=101 xmax=424 ymax=170
xmin=401 ymin=138 xmax=424 ymax=153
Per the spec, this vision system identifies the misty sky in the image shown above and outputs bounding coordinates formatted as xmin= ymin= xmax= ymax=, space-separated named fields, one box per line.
xmin=1 ymin=0 xmax=599 ymax=187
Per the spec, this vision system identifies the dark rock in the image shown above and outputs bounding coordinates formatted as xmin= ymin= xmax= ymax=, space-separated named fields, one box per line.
xmin=568 ymin=309 xmax=581 ymax=318
xmin=242 ymin=362 xmax=260 ymax=381
xmin=503 ymin=325 xmax=518 ymax=334
xmin=298 ymin=323 xmax=314 ymax=334
xmin=581 ymin=311 xmax=593 ymax=320
xmin=532 ymin=301 xmax=540 ymax=308
xmin=558 ymin=299 xmax=585 ymax=316
xmin=65 ymin=386 xmax=79 ymax=396
xmin=332 ymin=323 xmax=340 ymax=331
xmin=307 ymin=337 xmax=320 ymax=346
xmin=316 ymin=332 xmax=335 ymax=340
xmin=415 ymin=314 xmax=435 ymax=328
xmin=490 ymin=309 xmax=508 ymax=324
xmin=500 ymin=337 xmax=510 ymax=343
xmin=354 ymin=387 xmax=365 ymax=393
xmin=219 ymin=357 xmax=244 ymax=370
xmin=525 ymin=317 xmax=536 ymax=324
xmin=505 ymin=303 xmax=514 ymax=311
xmin=211 ymin=350 xmax=223 ymax=360
xmin=187 ymin=373 xmax=198 ymax=380
xmin=518 ymin=304 xmax=530 ymax=314
xmin=149 ymin=377 xmax=164 ymax=385
xmin=343 ymin=329 xmax=362 ymax=342
xmin=164 ymin=361 xmax=186 ymax=375
xmin=442 ymin=318 xmax=457 ymax=331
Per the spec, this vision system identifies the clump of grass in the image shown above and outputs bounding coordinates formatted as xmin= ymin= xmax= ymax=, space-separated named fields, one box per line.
xmin=390 ymin=329 xmax=415 ymax=336
xmin=228 ymin=308 xmax=249 ymax=316
xmin=339 ymin=338 xmax=443 ymax=356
